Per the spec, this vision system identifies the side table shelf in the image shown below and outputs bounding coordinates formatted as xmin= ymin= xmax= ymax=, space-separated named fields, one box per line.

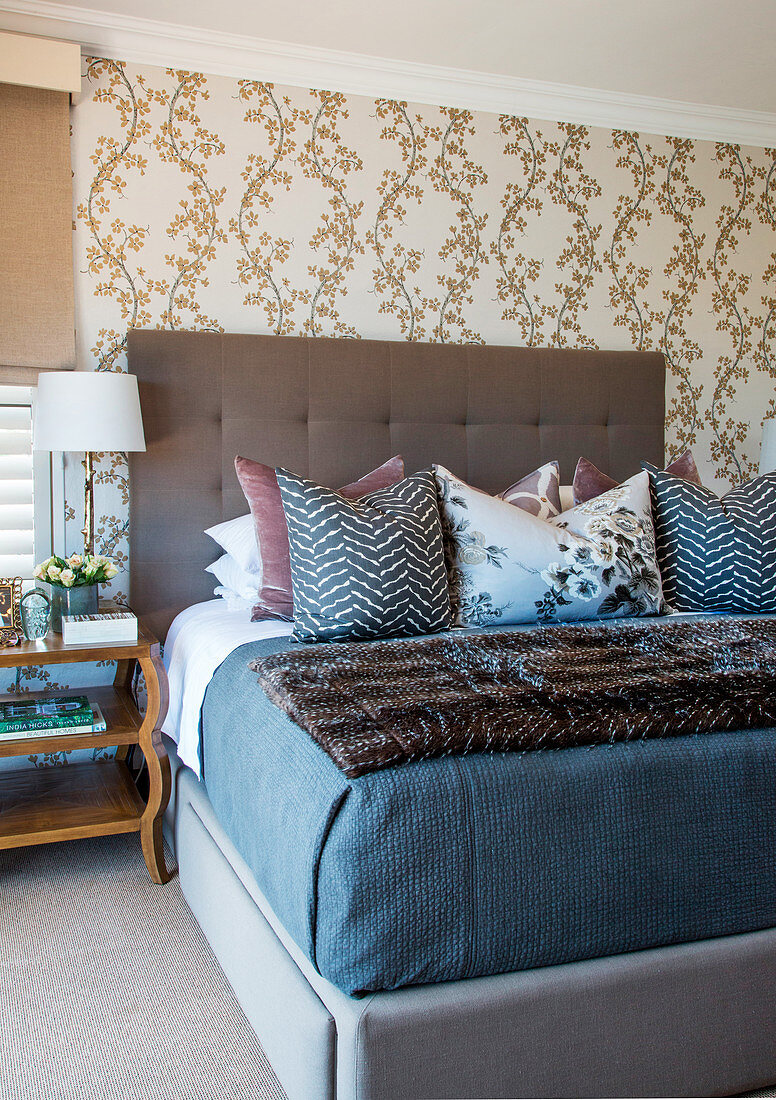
xmin=0 ymin=624 xmax=171 ymax=883
xmin=0 ymin=761 xmax=145 ymax=848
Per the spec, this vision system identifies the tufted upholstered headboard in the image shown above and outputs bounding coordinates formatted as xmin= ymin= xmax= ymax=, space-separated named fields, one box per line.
xmin=127 ymin=330 xmax=665 ymax=639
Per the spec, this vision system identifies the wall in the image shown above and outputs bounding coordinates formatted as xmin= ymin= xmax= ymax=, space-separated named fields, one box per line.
xmin=70 ymin=60 xmax=776 ymax=500
xmin=4 ymin=54 xmax=776 ymax=759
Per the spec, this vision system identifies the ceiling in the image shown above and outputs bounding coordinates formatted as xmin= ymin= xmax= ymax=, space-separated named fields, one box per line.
xmin=33 ymin=0 xmax=776 ymax=112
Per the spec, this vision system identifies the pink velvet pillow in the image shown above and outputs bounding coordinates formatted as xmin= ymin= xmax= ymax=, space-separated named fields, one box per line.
xmin=572 ymin=451 xmax=701 ymax=505
xmin=235 ymin=455 xmax=405 ymax=622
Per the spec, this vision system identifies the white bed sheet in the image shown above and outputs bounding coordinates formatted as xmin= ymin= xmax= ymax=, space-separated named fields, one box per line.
xmin=162 ymin=600 xmax=293 ymax=776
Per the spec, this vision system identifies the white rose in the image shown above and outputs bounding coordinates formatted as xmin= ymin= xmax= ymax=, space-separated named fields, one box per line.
xmin=67 ymin=554 xmax=83 ymax=569
xmin=59 ymin=568 xmax=75 ymax=588
xmin=33 ymin=564 xmax=45 ymax=579
xmin=47 ymin=564 xmax=61 ymax=581
xmin=568 ymin=573 xmax=601 ymax=601
xmin=104 ymin=564 xmax=119 ymax=579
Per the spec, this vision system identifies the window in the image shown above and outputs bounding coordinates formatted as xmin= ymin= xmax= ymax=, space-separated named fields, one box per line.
xmin=0 ymin=384 xmax=61 ymax=584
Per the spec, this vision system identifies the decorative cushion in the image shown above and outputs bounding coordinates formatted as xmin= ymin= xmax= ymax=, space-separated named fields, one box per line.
xmin=573 ymin=451 xmax=701 ymax=505
xmin=277 ymin=468 xmax=452 ymax=642
xmin=644 ymin=465 xmax=776 ymax=612
xmin=499 ymin=461 xmax=561 ymax=520
xmin=435 ymin=465 xmax=663 ymax=627
xmin=235 ymin=455 xmax=405 ymax=622
xmin=205 ymin=513 xmax=262 ymax=577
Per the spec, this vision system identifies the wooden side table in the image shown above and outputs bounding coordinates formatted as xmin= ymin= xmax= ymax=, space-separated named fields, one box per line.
xmin=0 ymin=623 xmax=171 ymax=883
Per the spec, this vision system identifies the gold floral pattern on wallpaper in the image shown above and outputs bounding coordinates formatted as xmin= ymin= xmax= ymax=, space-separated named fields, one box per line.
xmin=295 ymin=91 xmax=364 ymax=336
xmin=656 ymin=139 xmax=707 ymax=459
xmin=492 ymin=115 xmax=546 ymax=347
xmin=150 ymin=70 xmax=227 ymax=331
xmin=707 ymin=145 xmax=762 ymax=482
xmin=755 ymin=153 xmax=776 ymax=424
xmin=368 ymin=100 xmax=428 ymax=340
xmin=607 ymin=131 xmax=662 ymax=351
xmin=78 ymin=58 xmax=153 ymax=372
xmin=233 ymin=81 xmax=296 ymax=334
xmin=423 ymin=108 xmax=489 ymax=344
xmin=545 ymin=124 xmax=603 ymax=349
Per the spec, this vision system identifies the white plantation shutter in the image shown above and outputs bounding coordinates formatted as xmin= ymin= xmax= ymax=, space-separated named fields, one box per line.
xmin=0 ymin=402 xmax=34 ymax=579
xmin=0 ymin=386 xmax=55 ymax=583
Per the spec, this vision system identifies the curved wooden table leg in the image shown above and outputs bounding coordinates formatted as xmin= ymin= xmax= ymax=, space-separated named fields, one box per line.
xmin=138 ymin=653 xmax=172 ymax=884
xmin=113 ymin=658 xmax=135 ymax=763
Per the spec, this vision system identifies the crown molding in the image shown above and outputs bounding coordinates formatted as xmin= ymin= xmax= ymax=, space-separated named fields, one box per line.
xmin=2 ymin=0 xmax=775 ymax=146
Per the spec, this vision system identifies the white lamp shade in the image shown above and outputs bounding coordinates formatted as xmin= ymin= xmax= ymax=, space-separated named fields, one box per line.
xmin=761 ymin=419 xmax=776 ymax=475
xmin=34 ymin=371 xmax=146 ymax=452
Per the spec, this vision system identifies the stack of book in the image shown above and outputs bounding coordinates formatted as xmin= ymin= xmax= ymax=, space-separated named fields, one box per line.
xmin=0 ymin=694 xmax=107 ymax=741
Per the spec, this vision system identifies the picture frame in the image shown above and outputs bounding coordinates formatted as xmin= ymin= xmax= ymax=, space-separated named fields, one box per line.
xmin=0 ymin=577 xmax=23 ymax=632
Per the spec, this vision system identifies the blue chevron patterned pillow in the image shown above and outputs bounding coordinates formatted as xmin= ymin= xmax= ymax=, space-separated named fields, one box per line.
xmin=644 ymin=465 xmax=776 ymax=612
xmin=276 ymin=467 xmax=452 ymax=642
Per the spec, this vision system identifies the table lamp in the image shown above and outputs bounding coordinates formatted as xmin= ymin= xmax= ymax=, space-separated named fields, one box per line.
xmin=34 ymin=371 xmax=146 ymax=555
xmin=761 ymin=419 xmax=776 ymax=475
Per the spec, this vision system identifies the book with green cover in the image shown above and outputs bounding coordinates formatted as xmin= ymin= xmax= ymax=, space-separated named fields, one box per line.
xmin=0 ymin=695 xmax=94 ymax=734
xmin=0 ymin=702 xmax=106 ymax=742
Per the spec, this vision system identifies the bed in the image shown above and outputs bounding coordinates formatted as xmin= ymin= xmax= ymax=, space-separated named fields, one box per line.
xmin=128 ymin=330 xmax=776 ymax=1099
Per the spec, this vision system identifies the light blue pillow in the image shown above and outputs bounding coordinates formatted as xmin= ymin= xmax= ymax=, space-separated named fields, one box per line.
xmin=435 ymin=466 xmax=663 ymax=626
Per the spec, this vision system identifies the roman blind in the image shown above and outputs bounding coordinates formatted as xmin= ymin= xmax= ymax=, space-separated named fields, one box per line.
xmin=0 ymin=81 xmax=76 ymax=376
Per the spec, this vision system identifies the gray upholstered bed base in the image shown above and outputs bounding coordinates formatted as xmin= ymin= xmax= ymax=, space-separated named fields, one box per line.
xmin=162 ymin=736 xmax=776 ymax=1100
xmin=135 ymin=332 xmax=776 ymax=1096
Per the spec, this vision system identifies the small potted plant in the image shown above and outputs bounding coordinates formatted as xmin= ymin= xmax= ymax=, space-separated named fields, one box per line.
xmin=34 ymin=553 xmax=119 ymax=632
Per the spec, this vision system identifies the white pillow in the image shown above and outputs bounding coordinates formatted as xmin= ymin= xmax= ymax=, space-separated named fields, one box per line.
xmin=205 ymin=514 xmax=260 ymax=576
xmin=205 ymin=554 xmax=260 ymax=602
xmin=212 ymin=586 xmax=256 ymax=612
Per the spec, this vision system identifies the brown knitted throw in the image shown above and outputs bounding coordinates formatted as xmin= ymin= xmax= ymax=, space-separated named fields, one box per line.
xmin=250 ymin=618 xmax=776 ymax=778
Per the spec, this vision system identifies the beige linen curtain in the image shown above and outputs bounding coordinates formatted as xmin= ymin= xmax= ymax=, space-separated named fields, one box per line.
xmin=0 ymin=82 xmax=75 ymax=378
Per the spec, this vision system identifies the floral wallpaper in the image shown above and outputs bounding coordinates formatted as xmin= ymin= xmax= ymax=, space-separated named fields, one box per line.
xmin=3 ymin=55 xmax=775 ymax=765
xmin=69 ymin=60 xmax=776 ymax=486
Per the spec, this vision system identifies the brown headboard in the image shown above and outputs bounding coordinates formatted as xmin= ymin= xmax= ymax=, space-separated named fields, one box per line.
xmin=127 ymin=331 xmax=665 ymax=640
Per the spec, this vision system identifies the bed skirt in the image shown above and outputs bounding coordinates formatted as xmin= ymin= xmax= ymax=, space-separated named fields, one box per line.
xmin=163 ymin=736 xmax=776 ymax=1100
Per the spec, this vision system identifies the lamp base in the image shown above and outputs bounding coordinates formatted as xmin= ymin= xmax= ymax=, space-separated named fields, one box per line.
xmin=82 ymin=451 xmax=95 ymax=557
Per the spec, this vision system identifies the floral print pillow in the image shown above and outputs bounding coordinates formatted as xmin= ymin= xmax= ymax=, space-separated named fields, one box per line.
xmin=434 ymin=466 xmax=663 ymax=627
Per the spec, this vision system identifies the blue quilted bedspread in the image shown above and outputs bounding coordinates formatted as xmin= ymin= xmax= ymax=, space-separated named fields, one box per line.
xmin=201 ymin=617 xmax=776 ymax=995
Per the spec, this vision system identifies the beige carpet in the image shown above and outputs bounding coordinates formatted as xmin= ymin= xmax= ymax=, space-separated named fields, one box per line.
xmin=0 ymin=834 xmax=286 ymax=1100
xmin=2 ymin=833 xmax=775 ymax=1100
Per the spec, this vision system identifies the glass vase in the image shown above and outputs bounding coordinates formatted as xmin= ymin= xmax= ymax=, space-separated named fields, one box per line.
xmin=43 ymin=582 xmax=99 ymax=633
xmin=20 ymin=589 xmax=51 ymax=640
